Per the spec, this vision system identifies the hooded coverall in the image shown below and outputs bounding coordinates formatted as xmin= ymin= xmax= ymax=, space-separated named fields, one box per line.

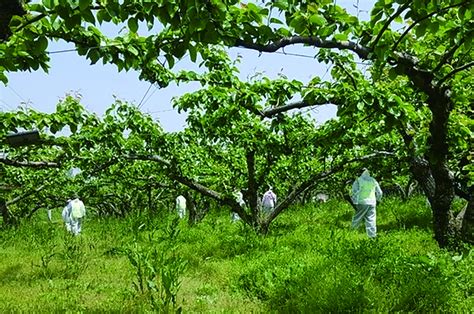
xmin=231 ymin=191 xmax=244 ymax=222
xmin=176 ymin=195 xmax=186 ymax=219
xmin=262 ymin=189 xmax=277 ymax=214
xmin=62 ymin=198 xmax=86 ymax=235
xmin=351 ymin=170 xmax=382 ymax=238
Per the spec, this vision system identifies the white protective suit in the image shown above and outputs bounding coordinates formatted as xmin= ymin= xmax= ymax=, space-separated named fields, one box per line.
xmin=176 ymin=195 xmax=186 ymax=219
xmin=62 ymin=198 xmax=86 ymax=235
xmin=351 ymin=170 xmax=382 ymax=238
xmin=231 ymin=191 xmax=244 ymax=222
xmin=261 ymin=188 xmax=277 ymax=214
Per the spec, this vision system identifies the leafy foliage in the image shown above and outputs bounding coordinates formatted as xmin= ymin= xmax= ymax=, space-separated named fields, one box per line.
xmin=0 ymin=0 xmax=472 ymax=245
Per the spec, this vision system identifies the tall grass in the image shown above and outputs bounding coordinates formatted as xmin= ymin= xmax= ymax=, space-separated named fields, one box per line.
xmin=0 ymin=196 xmax=472 ymax=312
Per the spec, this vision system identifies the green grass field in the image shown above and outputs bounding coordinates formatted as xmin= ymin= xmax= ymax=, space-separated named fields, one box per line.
xmin=1 ymin=196 xmax=472 ymax=312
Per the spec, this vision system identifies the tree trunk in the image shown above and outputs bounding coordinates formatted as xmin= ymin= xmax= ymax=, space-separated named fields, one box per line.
xmin=245 ymin=150 xmax=259 ymax=228
xmin=460 ymin=198 xmax=474 ymax=244
xmin=410 ymin=156 xmax=457 ymax=247
xmin=431 ymin=194 xmax=455 ymax=247
xmin=410 ymin=157 xmax=436 ymax=202
xmin=0 ymin=198 xmax=10 ymax=225
xmin=410 ymin=156 xmax=459 ymax=247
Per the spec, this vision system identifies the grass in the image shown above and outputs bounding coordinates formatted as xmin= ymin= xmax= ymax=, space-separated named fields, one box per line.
xmin=0 ymin=195 xmax=472 ymax=312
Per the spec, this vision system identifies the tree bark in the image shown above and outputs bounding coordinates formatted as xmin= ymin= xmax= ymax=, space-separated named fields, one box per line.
xmin=0 ymin=198 xmax=10 ymax=225
xmin=426 ymin=92 xmax=456 ymax=247
xmin=460 ymin=198 xmax=474 ymax=244
xmin=245 ymin=150 xmax=259 ymax=227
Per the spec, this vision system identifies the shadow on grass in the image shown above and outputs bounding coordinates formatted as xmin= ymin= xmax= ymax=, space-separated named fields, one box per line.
xmin=378 ymin=210 xmax=433 ymax=232
xmin=0 ymin=264 xmax=23 ymax=284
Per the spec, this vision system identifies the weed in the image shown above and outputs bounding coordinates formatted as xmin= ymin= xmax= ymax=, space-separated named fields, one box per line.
xmin=126 ymin=217 xmax=188 ymax=312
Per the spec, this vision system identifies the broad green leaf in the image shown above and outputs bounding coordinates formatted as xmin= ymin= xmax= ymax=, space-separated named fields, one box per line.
xmin=165 ymin=54 xmax=175 ymax=68
xmin=34 ymin=36 xmax=48 ymax=54
xmin=43 ymin=0 xmax=54 ymax=10
xmin=79 ymin=0 xmax=91 ymax=11
xmin=270 ymin=17 xmax=283 ymax=25
xmin=415 ymin=21 xmax=428 ymax=38
xmin=128 ymin=18 xmax=139 ymax=33
xmin=272 ymin=0 xmax=288 ymax=10
xmin=189 ymin=45 xmax=197 ymax=63
xmin=334 ymin=33 xmax=348 ymax=41
xmin=309 ymin=14 xmax=327 ymax=27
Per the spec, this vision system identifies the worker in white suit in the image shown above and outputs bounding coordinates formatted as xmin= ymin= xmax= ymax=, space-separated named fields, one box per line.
xmin=351 ymin=169 xmax=383 ymax=238
xmin=231 ymin=190 xmax=245 ymax=222
xmin=261 ymin=187 xmax=277 ymax=215
xmin=176 ymin=195 xmax=186 ymax=219
xmin=62 ymin=196 xmax=86 ymax=235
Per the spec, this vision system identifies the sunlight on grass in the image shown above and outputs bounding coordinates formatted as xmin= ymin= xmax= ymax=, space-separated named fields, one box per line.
xmin=0 ymin=196 xmax=472 ymax=312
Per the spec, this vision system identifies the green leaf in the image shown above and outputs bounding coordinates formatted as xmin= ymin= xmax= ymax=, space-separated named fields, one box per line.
xmin=318 ymin=24 xmax=337 ymax=37
xmin=65 ymin=14 xmax=82 ymax=29
xmin=27 ymin=3 xmax=47 ymax=13
xmin=82 ymin=9 xmax=95 ymax=24
xmin=334 ymin=33 xmax=348 ymax=41
xmin=88 ymin=49 xmax=101 ymax=64
xmin=270 ymin=17 xmax=283 ymax=25
xmin=8 ymin=16 xmax=23 ymax=28
xmin=34 ymin=36 xmax=48 ymax=54
xmin=165 ymin=54 xmax=175 ymax=68
xmin=128 ymin=18 xmax=139 ymax=33
xmin=0 ymin=72 xmax=8 ymax=84
xmin=273 ymin=0 xmax=288 ymax=10
xmin=415 ymin=21 xmax=428 ymax=38
xmin=309 ymin=14 xmax=327 ymax=27
xmin=189 ymin=45 xmax=197 ymax=63
xmin=289 ymin=16 xmax=306 ymax=34
xmin=79 ymin=0 xmax=91 ymax=11
xmin=388 ymin=67 xmax=398 ymax=80
xmin=43 ymin=0 xmax=54 ymax=10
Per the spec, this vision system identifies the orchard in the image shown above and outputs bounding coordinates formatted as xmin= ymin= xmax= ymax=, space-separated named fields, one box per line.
xmin=0 ymin=1 xmax=472 ymax=310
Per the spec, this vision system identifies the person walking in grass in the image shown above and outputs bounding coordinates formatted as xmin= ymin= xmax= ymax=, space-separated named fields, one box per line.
xmin=176 ymin=195 xmax=186 ymax=219
xmin=351 ymin=169 xmax=383 ymax=238
xmin=261 ymin=187 xmax=277 ymax=215
xmin=231 ymin=189 xmax=245 ymax=222
xmin=62 ymin=194 xmax=86 ymax=235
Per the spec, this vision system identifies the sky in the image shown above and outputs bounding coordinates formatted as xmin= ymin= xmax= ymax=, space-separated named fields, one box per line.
xmin=0 ymin=0 xmax=373 ymax=133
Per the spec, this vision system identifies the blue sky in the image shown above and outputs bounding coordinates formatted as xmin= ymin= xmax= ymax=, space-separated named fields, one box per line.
xmin=0 ymin=0 xmax=373 ymax=132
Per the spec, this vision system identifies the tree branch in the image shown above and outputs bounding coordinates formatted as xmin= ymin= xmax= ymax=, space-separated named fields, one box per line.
xmin=264 ymin=151 xmax=396 ymax=224
xmin=0 ymin=157 xmax=59 ymax=168
xmin=371 ymin=2 xmax=411 ymax=49
xmin=262 ymin=95 xmax=342 ymax=117
xmin=392 ymin=1 xmax=468 ymax=52
xmin=334 ymin=61 xmax=357 ymax=89
xmin=438 ymin=61 xmax=474 ymax=86
xmin=7 ymin=184 xmax=45 ymax=206
xmin=235 ymin=36 xmax=370 ymax=59
xmin=124 ymin=154 xmax=253 ymax=223
xmin=14 ymin=13 xmax=46 ymax=33
xmin=262 ymin=100 xmax=315 ymax=117
xmin=432 ymin=37 xmax=465 ymax=74
xmin=246 ymin=150 xmax=259 ymax=223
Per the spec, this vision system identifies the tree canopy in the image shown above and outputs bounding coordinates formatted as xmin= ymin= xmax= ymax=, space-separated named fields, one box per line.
xmin=0 ymin=0 xmax=472 ymax=246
